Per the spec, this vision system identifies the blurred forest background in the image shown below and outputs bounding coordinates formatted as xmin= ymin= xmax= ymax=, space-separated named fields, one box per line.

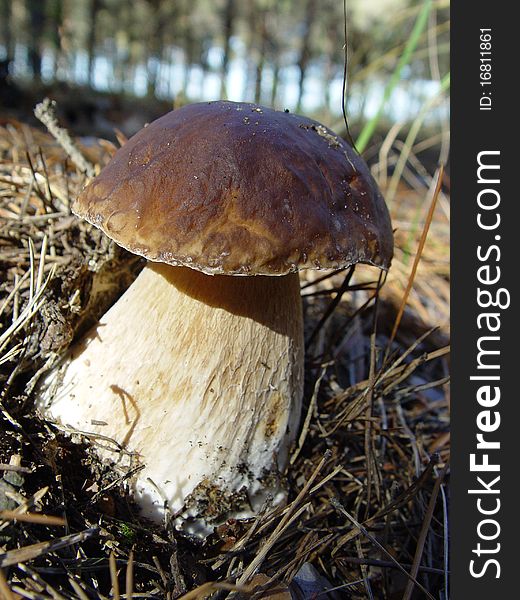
xmin=0 ymin=0 xmax=449 ymax=149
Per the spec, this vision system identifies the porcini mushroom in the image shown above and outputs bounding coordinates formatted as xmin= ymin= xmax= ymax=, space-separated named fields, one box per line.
xmin=38 ymin=101 xmax=393 ymax=529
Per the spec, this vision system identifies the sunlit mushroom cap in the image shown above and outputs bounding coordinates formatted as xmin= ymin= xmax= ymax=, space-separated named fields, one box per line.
xmin=74 ymin=100 xmax=393 ymax=275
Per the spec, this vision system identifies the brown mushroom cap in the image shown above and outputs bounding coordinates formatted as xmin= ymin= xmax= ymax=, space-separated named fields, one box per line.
xmin=74 ymin=101 xmax=393 ymax=275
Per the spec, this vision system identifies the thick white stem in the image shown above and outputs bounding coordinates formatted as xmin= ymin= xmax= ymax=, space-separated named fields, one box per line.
xmin=38 ymin=264 xmax=304 ymax=527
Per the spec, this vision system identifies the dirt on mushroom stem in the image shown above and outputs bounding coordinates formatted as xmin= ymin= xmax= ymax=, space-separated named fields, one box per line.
xmin=0 ymin=119 xmax=449 ymax=599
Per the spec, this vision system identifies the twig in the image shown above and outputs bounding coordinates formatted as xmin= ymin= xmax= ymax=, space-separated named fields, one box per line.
xmin=34 ymin=98 xmax=95 ymax=177
xmin=0 ymin=511 xmax=66 ymax=527
xmin=0 ymin=464 xmax=32 ymax=474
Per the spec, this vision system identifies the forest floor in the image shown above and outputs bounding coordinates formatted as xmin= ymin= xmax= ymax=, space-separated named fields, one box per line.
xmin=0 ymin=105 xmax=450 ymax=599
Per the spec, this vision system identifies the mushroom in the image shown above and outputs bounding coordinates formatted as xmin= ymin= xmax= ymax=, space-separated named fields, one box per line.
xmin=38 ymin=101 xmax=393 ymax=529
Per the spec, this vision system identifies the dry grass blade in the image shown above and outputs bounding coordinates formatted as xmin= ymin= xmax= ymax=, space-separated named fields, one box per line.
xmin=0 ymin=272 xmax=30 ymax=320
xmin=13 ymin=565 xmax=67 ymax=600
xmin=402 ymin=461 xmax=449 ymax=600
xmin=237 ymin=453 xmax=330 ymax=585
xmin=440 ymin=482 xmax=450 ymax=597
xmin=0 ymin=237 xmax=56 ymax=358
xmin=385 ymin=74 xmax=450 ymax=204
xmin=125 ymin=551 xmax=134 ymax=600
xmin=109 ymin=552 xmax=120 ymax=600
xmin=387 ymin=166 xmax=444 ymax=353
xmin=0 ymin=464 xmax=33 ymax=474
xmin=332 ymin=458 xmax=439 ymax=556
xmin=338 ymin=557 xmax=446 ymax=575
xmin=330 ymin=498 xmax=436 ymax=600
xmin=290 ymin=365 xmax=327 ymax=465
xmin=67 ymin=579 xmax=90 ymax=600
xmin=0 ymin=529 xmax=99 ymax=568
xmin=177 ymin=581 xmax=251 ymax=600
xmin=0 ymin=569 xmax=17 ymax=600
xmin=0 ymin=511 xmax=66 ymax=527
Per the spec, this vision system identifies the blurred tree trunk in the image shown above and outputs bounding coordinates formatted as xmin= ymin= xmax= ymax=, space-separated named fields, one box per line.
xmin=220 ymin=0 xmax=235 ymax=98
xmin=26 ymin=0 xmax=46 ymax=80
xmin=177 ymin=0 xmax=193 ymax=99
xmin=322 ymin=9 xmax=342 ymax=117
xmin=270 ymin=58 xmax=280 ymax=106
xmin=242 ymin=1 xmax=257 ymax=101
xmin=0 ymin=0 xmax=14 ymax=64
xmin=296 ymin=0 xmax=317 ymax=112
xmin=146 ymin=1 xmax=165 ymax=97
xmin=254 ymin=9 xmax=268 ymax=103
xmin=323 ymin=54 xmax=334 ymax=113
xmin=45 ymin=0 xmax=63 ymax=80
xmin=182 ymin=28 xmax=194 ymax=98
xmin=54 ymin=0 xmax=72 ymax=79
xmin=86 ymin=0 xmax=101 ymax=86
xmin=266 ymin=2 xmax=283 ymax=108
xmin=115 ymin=31 xmax=130 ymax=93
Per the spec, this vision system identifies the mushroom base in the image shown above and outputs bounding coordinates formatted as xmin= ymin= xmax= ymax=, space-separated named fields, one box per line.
xmin=38 ymin=263 xmax=304 ymax=531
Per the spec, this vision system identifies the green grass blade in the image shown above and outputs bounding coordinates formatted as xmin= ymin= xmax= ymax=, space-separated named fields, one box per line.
xmin=356 ymin=0 xmax=433 ymax=153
